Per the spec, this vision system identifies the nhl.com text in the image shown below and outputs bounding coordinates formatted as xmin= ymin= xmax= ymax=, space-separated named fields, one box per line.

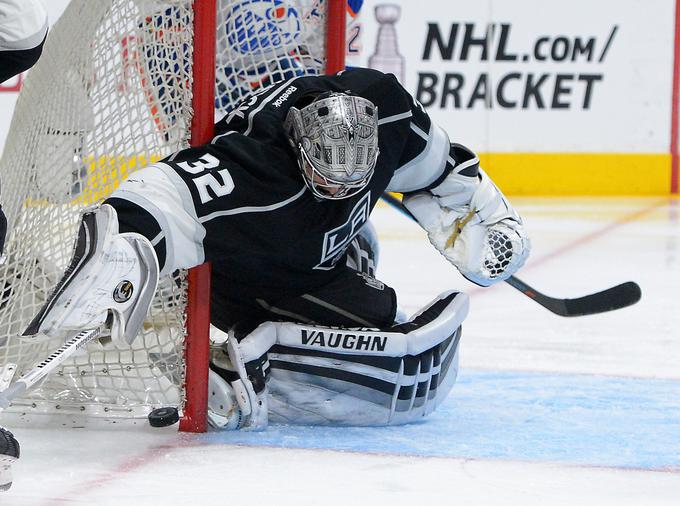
xmin=415 ymin=22 xmax=618 ymax=110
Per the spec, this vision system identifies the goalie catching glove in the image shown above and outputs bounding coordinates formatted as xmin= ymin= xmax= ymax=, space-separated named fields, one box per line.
xmin=22 ymin=204 xmax=159 ymax=346
xmin=403 ymin=144 xmax=530 ymax=286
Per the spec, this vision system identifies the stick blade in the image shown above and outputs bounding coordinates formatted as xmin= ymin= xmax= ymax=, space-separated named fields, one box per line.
xmin=562 ymin=281 xmax=642 ymax=317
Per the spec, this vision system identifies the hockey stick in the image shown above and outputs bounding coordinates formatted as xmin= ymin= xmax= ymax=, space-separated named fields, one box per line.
xmin=380 ymin=192 xmax=642 ymax=317
xmin=0 ymin=327 xmax=102 ymax=409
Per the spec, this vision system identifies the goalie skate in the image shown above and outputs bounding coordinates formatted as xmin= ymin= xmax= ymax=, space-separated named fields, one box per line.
xmin=22 ymin=204 xmax=159 ymax=346
xmin=0 ymin=427 xmax=19 ymax=491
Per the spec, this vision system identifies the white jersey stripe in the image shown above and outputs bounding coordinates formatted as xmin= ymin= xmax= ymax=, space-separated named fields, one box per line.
xmin=110 ymin=164 xmax=207 ymax=277
xmin=242 ymin=79 xmax=302 ymax=136
xmin=386 ymin=122 xmax=450 ymax=193
xmin=0 ymin=0 xmax=48 ymax=51
xmin=211 ymin=77 xmax=304 ymax=143
xmin=209 ymin=130 xmax=236 ymax=144
xmin=378 ymin=111 xmax=412 ymax=125
xmin=199 ymin=186 xmax=307 ymax=223
xmin=409 ymin=122 xmax=429 ymax=140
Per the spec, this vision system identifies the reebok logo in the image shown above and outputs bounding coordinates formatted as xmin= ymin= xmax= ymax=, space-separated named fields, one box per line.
xmin=272 ymin=85 xmax=298 ymax=108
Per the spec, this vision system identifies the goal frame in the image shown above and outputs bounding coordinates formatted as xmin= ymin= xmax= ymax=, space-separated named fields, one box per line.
xmin=179 ymin=0 xmax=347 ymax=433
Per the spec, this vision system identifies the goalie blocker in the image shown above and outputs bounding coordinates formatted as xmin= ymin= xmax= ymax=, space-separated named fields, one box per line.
xmin=22 ymin=204 xmax=159 ymax=345
xmin=209 ymin=290 xmax=468 ymax=428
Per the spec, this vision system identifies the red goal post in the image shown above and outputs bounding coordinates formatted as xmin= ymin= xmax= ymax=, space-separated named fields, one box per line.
xmin=182 ymin=0 xmax=348 ymax=433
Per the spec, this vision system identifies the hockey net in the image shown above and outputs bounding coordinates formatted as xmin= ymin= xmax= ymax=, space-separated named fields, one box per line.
xmin=0 ymin=0 xmax=344 ymax=430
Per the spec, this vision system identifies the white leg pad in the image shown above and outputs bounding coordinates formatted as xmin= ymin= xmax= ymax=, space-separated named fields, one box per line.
xmin=209 ymin=292 xmax=467 ymax=428
xmin=269 ymin=291 xmax=468 ymax=425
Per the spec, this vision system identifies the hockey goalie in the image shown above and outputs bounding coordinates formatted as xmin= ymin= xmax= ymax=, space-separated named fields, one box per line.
xmin=13 ymin=68 xmax=529 ymax=436
xmin=0 ymin=0 xmax=48 ymax=490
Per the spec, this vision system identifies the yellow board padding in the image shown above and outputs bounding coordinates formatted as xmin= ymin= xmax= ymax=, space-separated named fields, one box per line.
xmin=478 ymin=153 xmax=672 ymax=196
xmin=74 ymin=153 xmax=162 ymax=205
xmin=25 ymin=152 xmax=670 ymax=210
xmin=23 ymin=153 xmax=164 ymax=209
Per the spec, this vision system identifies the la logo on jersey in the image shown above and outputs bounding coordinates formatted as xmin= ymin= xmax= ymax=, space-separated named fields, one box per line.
xmin=315 ymin=192 xmax=371 ymax=270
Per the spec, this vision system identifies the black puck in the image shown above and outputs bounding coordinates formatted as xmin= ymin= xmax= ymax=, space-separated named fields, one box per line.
xmin=148 ymin=407 xmax=179 ymax=427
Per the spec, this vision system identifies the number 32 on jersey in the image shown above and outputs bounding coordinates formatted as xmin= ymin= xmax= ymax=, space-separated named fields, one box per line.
xmin=176 ymin=153 xmax=235 ymax=204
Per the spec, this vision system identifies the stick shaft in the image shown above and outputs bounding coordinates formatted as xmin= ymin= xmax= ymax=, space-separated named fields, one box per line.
xmin=0 ymin=328 xmax=101 ymax=408
xmin=380 ymin=193 xmax=641 ymax=317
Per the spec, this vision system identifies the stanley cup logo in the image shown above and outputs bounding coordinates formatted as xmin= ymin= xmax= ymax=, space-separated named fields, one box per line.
xmin=368 ymin=4 xmax=405 ymax=83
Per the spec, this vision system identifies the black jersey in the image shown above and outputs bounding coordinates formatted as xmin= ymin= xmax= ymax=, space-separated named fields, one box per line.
xmin=110 ymin=68 xmax=471 ymax=329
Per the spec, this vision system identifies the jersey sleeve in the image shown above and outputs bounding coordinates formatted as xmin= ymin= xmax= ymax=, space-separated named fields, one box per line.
xmin=360 ymin=72 xmax=478 ymax=194
xmin=0 ymin=0 xmax=48 ymax=50
xmin=0 ymin=0 xmax=48 ymax=82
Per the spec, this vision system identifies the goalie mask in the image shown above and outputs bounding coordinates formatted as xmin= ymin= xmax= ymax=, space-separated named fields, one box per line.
xmin=285 ymin=92 xmax=379 ymax=200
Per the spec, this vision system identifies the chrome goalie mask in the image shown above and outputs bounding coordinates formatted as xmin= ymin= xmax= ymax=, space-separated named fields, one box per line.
xmin=285 ymin=92 xmax=379 ymax=200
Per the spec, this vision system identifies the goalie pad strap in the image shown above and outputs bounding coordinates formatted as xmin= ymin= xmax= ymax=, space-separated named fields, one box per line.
xmin=222 ymin=332 xmax=269 ymax=429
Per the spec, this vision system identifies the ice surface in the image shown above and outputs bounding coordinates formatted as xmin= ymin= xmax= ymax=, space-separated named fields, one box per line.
xmin=2 ymin=197 xmax=679 ymax=505
xmin=218 ymin=370 xmax=680 ymax=469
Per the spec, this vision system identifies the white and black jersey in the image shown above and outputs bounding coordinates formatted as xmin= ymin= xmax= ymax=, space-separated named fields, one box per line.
xmin=0 ymin=0 xmax=48 ymax=254
xmin=107 ymin=68 xmax=479 ymax=332
xmin=0 ymin=0 xmax=48 ymax=83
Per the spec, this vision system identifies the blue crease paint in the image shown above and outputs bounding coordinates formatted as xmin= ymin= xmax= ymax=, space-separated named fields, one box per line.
xmin=205 ymin=369 xmax=680 ymax=470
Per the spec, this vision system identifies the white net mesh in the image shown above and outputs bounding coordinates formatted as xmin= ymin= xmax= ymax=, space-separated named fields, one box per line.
xmin=215 ymin=0 xmax=327 ymax=113
xmin=0 ymin=0 xmax=331 ymax=424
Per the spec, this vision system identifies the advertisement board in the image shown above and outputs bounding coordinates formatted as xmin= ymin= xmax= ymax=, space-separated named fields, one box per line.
xmin=352 ymin=0 xmax=677 ymax=194
xmin=1 ymin=0 xmax=677 ymax=194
